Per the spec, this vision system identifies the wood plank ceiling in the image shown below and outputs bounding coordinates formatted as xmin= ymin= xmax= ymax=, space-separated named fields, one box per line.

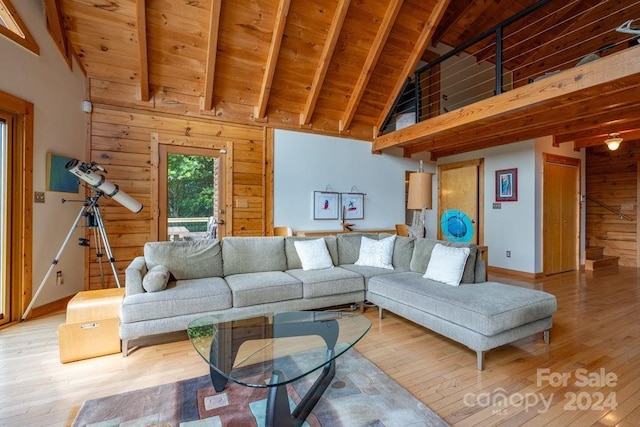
xmin=56 ymin=0 xmax=640 ymax=156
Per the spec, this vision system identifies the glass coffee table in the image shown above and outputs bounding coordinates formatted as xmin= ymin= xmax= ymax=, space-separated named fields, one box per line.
xmin=187 ymin=311 xmax=371 ymax=427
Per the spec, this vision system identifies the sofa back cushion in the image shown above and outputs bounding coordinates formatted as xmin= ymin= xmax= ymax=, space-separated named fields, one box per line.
xmin=409 ymin=238 xmax=478 ymax=283
xmin=380 ymin=233 xmax=415 ymax=271
xmin=144 ymin=239 xmax=223 ymax=280
xmin=337 ymin=233 xmax=380 ymax=264
xmin=285 ymin=236 xmax=339 ymax=270
xmin=222 ymin=236 xmax=287 ymax=275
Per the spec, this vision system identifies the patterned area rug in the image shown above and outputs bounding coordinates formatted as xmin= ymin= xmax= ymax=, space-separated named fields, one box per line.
xmin=72 ymin=349 xmax=448 ymax=427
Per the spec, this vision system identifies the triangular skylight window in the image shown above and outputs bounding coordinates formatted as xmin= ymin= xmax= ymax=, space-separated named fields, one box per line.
xmin=0 ymin=0 xmax=39 ymax=55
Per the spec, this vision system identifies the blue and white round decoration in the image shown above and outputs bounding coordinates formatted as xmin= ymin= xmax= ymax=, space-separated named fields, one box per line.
xmin=440 ymin=209 xmax=474 ymax=242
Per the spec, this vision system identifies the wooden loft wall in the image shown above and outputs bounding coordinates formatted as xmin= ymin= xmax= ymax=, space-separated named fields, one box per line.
xmin=586 ymin=139 xmax=640 ymax=268
xmin=86 ymin=104 xmax=266 ymax=289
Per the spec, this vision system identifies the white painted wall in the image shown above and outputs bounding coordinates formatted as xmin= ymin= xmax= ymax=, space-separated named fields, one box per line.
xmin=440 ymin=138 xmax=584 ymax=274
xmin=1 ymin=1 xmax=87 ymax=306
xmin=274 ymin=130 xmax=437 ymax=236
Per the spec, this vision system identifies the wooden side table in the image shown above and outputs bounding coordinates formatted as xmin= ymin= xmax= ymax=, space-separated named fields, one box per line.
xmin=58 ymin=288 xmax=125 ymax=363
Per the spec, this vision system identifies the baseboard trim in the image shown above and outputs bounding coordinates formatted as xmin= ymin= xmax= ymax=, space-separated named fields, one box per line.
xmin=487 ymin=266 xmax=544 ymax=281
xmin=27 ymin=294 xmax=75 ymax=320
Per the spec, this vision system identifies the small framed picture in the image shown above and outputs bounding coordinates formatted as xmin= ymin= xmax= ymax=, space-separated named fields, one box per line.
xmin=341 ymin=193 xmax=364 ymax=220
xmin=495 ymin=168 xmax=517 ymax=202
xmin=313 ymin=191 xmax=339 ymax=219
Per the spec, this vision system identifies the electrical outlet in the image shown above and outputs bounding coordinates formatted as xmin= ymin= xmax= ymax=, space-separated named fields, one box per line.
xmin=56 ymin=271 xmax=64 ymax=286
xmin=236 ymin=199 xmax=249 ymax=208
xmin=506 ymin=251 xmax=511 ymax=258
xmin=34 ymin=191 xmax=45 ymax=203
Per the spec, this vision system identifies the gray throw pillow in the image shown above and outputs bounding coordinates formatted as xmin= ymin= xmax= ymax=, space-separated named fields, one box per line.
xmin=142 ymin=265 xmax=170 ymax=292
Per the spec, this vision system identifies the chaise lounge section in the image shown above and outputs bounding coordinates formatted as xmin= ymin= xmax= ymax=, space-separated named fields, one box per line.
xmin=121 ymin=234 xmax=557 ymax=369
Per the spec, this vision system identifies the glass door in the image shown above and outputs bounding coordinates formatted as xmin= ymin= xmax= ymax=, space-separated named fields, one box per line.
xmin=158 ymin=145 xmax=225 ymax=241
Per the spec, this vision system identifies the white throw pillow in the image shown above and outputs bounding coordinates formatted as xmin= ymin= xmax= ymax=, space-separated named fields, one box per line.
xmin=354 ymin=235 xmax=396 ymax=270
xmin=143 ymin=265 xmax=170 ymax=292
xmin=294 ymin=239 xmax=334 ymax=271
xmin=423 ymin=243 xmax=470 ymax=286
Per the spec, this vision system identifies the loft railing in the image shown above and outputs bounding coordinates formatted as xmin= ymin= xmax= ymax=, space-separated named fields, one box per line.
xmin=381 ymin=0 xmax=640 ymax=134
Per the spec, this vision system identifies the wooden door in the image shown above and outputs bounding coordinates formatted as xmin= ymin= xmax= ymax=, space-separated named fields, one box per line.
xmin=438 ymin=159 xmax=483 ymax=244
xmin=543 ymin=155 xmax=579 ymax=275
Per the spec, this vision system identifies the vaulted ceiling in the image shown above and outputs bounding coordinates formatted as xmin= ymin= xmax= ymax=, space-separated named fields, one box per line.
xmin=52 ymin=0 xmax=640 ymax=156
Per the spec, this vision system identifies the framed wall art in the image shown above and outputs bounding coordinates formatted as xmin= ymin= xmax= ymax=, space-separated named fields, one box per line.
xmin=341 ymin=192 xmax=364 ymax=220
xmin=313 ymin=191 xmax=339 ymax=219
xmin=495 ymin=168 xmax=517 ymax=202
xmin=46 ymin=153 xmax=79 ymax=193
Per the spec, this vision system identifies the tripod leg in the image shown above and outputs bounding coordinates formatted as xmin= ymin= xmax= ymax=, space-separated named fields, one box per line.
xmin=92 ymin=226 xmax=106 ymax=288
xmin=22 ymin=203 xmax=88 ymax=321
xmin=93 ymin=206 xmax=122 ymax=288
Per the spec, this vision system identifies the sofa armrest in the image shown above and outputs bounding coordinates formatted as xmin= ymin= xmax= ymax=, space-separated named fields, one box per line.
xmin=125 ymin=256 xmax=147 ymax=296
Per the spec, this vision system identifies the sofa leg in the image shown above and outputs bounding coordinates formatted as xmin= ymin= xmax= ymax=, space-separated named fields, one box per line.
xmin=359 ymin=301 xmax=365 ymax=313
xmin=477 ymin=351 xmax=485 ymax=371
xmin=544 ymin=330 xmax=550 ymax=344
xmin=378 ymin=307 xmax=384 ymax=320
xmin=122 ymin=339 xmax=129 ymax=357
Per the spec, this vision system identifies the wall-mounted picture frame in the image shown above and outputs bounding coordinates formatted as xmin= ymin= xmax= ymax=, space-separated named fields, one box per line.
xmin=495 ymin=168 xmax=517 ymax=202
xmin=46 ymin=153 xmax=79 ymax=193
xmin=313 ymin=191 xmax=339 ymax=219
xmin=341 ymin=192 xmax=364 ymax=220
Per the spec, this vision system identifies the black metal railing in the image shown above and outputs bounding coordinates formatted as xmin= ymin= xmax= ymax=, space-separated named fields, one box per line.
xmin=381 ymin=0 xmax=640 ymax=134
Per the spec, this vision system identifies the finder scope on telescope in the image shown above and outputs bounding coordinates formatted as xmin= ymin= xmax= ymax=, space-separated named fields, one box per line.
xmin=65 ymin=159 xmax=143 ymax=213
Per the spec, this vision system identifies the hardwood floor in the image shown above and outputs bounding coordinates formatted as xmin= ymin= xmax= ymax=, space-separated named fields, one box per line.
xmin=2 ymin=267 xmax=640 ymax=426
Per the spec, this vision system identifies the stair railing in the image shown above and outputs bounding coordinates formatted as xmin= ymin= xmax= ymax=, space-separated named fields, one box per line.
xmin=585 ymin=195 xmax=634 ymax=221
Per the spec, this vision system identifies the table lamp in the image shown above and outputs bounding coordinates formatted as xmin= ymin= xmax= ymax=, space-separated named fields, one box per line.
xmin=407 ymin=161 xmax=432 ymax=238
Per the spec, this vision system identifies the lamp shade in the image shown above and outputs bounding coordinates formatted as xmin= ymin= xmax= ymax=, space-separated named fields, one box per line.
xmin=407 ymin=172 xmax=433 ymax=210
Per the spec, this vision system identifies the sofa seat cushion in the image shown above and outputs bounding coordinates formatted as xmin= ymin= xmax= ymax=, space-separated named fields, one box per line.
xmin=286 ymin=267 xmax=364 ymax=298
xmin=225 ymin=271 xmax=302 ymax=307
xmin=340 ymin=264 xmax=397 ymax=288
xmin=368 ymin=273 xmax=557 ymax=336
xmin=120 ymin=277 xmax=231 ymax=323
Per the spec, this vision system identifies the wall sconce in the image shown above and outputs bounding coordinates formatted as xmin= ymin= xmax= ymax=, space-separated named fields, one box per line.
xmin=605 ymin=133 xmax=623 ymax=151
xmin=407 ymin=161 xmax=433 ymax=238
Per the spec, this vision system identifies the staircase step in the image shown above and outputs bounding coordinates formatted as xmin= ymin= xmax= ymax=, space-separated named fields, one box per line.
xmin=585 ymin=246 xmax=605 ymax=259
xmin=585 ymin=255 xmax=619 ymax=270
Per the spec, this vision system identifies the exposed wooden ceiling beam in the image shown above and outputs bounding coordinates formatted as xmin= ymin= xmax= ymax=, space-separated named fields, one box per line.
xmin=203 ymin=0 xmax=222 ymax=112
xmin=373 ymin=45 xmax=640 ymax=152
xmin=555 ymin=116 xmax=640 ymax=144
xmin=135 ymin=0 xmax=149 ymax=102
xmin=0 ymin=0 xmax=39 ymax=55
xmin=300 ymin=0 xmax=350 ymax=127
xmin=375 ymin=0 xmax=450 ymax=135
xmin=339 ymin=0 xmax=403 ymax=133
xmin=44 ymin=0 xmax=70 ymax=68
xmin=570 ymin=127 xmax=640 ymax=148
xmin=429 ymin=1 xmax=471 ymax=47
xmin=418 ymin=101 xmax=638 ymax=159
xmin=255 ymin=0 xmax=291 ymax=120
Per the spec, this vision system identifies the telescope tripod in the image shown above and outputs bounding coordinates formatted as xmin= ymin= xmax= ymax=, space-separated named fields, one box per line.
xmin=22 ymin=193 xmax=120 ymax=321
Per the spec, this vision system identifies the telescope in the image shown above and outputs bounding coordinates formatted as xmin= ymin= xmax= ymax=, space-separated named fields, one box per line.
xmin=65 ymin=159 xmax=143 ymax=213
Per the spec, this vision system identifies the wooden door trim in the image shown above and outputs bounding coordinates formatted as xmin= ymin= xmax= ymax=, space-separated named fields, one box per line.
xmin=0 ymin=91 xmax=33 ymax=323
xmin=542 ymin=153 xmax=581 ymax=275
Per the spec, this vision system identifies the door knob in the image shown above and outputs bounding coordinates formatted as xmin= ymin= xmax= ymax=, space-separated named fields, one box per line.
xmin=217 ymin=220 xmax=225 ymax=225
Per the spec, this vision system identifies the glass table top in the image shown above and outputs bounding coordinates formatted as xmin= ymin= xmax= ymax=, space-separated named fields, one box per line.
xmin=187 ymin=311 xmax=371 ymax=388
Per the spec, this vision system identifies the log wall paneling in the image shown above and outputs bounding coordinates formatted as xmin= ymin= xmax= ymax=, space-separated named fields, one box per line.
xmin=86 ymin=105 xmax=265 ymax=289
xmin=585 ymin=140 xmax=639 ymax=267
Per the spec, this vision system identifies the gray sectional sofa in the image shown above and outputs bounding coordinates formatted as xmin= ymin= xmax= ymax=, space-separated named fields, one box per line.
xmin=122 ymin=233 xmax=557 ymax=370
